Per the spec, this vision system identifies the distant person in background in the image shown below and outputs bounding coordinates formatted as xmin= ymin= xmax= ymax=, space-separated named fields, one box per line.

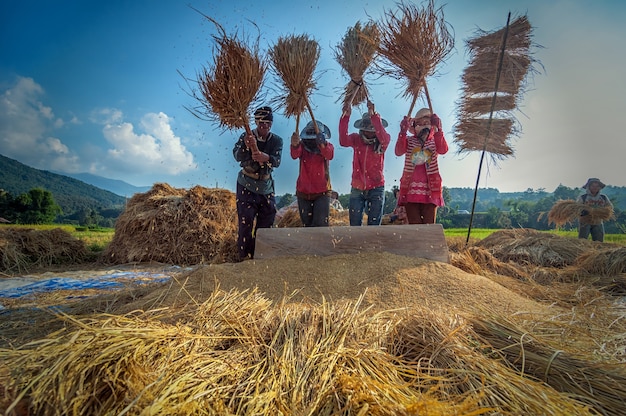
xmin=395 ymin=107 xmax=448 ymax=224
xmin=339 ymin=100 xmax=391 ymax=226
xmin=233 ymin=106 xmax=283 ymax=260
xmin=389 ymin=186 xmax=408 ymax=224
xmin=291 ymin=120 xmax=334 ymax=227
xmin=577 ymin=177 xmax=613 ymax=242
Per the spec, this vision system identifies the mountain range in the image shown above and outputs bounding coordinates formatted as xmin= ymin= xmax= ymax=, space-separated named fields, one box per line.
xmin=0 ymin=153 xmax=148 ymax=214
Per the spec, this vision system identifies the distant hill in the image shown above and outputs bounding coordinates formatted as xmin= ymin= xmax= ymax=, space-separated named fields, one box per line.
xmin=55 ymin=172 xmax=151 ymax=197
xmin=0 ymin=153 xmax=127 ymax=214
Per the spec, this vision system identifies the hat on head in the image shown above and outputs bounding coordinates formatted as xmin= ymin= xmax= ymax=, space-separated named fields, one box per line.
xmin=300 ymin=120 xmax=331 ymax=139
xmin=414 ymin=108 xmax=431 ymax=120
xmin=353 ymin=113 xmax=388 ymax=132
xmin=254 ymin=106 xmax=273 ymax=122
xmin=583 ymin=178 xmax=605 ymax=189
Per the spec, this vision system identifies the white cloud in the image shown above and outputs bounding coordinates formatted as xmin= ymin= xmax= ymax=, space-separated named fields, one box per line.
xmin=0 ymin=76 xmax=79 ymax=170
xmin=102 ymin=111 xmax=196 ymax=175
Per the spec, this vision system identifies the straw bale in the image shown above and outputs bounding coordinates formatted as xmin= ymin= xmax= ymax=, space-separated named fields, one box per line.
xmin=0 ymin=227 xmax=90 ymax=275
xmin=269 ymin=34 xmax=319 ymax=117
xmin=191 ymin=17 xmax=265 ymax=130
xmin=334 ymin=21 xmax=380 ymax=107
xmin=476 ymin=228 xmax=592 ymax=267
xmin=102 ymin=183 xmax=238 ymax=266
xmin=376 ymin=0 xmax=454 ymax=100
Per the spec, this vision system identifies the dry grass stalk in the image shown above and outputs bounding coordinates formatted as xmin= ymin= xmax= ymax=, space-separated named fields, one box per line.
xmin=546 ymin=199 xmax=614 ymax=227
xmin=0 ymin=228 xmax=90 ymax=275
xmin=103 ymin=183 xmax=239 ymax=266
xmin=334 ymin=21 xmax=380 ymax=108
xmin=460 ymin=93 xmax=517 ymax=114
xmin=376 ymin=0 xmax=454 ymax=108
xmin=275 ymin=207 xmax=349 ymax=228
xmin=191 ymin=18 xmax=265 ymax=132
xmin=269 ymin=34 xmax=320 ymax=118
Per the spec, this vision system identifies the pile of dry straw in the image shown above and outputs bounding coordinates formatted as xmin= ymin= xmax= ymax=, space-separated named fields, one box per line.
xmin=103 ymin=183 xmax=239 ymax=265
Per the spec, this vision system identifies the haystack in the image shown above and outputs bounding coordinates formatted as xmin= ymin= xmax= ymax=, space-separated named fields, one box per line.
xmin=102 ymin=183 xmax=238 ymax=266
xmin=0 ymin=227 xmax=90 ymax=275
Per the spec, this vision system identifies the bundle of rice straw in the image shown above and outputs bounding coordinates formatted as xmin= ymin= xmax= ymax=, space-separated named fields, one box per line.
xmin=334 ymin=21 xmax=380 ymax=108
xmin=376 ymin=0 xmax=454 ymax=116
xmin=268 ymin=34 xmax=320 ymax=130
xmin=546 ymin=199 xmax=614 ymax=227
xmin=188 ymin=13 xmax=265 ymax=151
xmin=453 ymin=15 xmax=539 ymax=160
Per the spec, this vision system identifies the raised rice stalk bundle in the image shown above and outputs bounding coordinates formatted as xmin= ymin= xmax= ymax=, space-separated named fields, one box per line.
xmin=376 ymin=0 xmax=454 ymax=116
xmin=547 ymin=199 xmax=614 ymax=227
xmin=334 ymin=21 xmax=380 ymax=108
xmin=189 ymin=15 xmax=265 ymax=151
xmin=268 ymin=34 xmax=320 ymax=131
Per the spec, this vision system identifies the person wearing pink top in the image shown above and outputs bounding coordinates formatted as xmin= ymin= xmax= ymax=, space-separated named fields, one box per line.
xmin=339 ymin=100 xmax=391 ymax=226
xmin=395 ymin=107 xmax=449 ymax=224
xmin=290 ymin=120 xmax=335 ymax=227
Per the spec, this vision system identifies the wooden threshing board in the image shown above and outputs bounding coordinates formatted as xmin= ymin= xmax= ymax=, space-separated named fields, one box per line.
xmin=254 ymin=224 xmax=449 ymax=263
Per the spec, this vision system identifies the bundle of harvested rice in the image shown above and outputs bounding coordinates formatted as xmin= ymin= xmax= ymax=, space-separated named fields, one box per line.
xmin=0 ymin=227 xmax=90 ymax=274
xmin=376 ymin=0 xmax=454 ymax=115
xmin=468 ymin=314 xmax=626 ymax=416
xmin=188 ymin=14 xmax=265 ymax=151
xmin=102 ymin=183 xmax=238 ymax=265
xmin=268 ymin=34 xmax=320 ymax=129
xmin=546 ymin=199 xmax=614 ymax=227
xmin=334 ymin=21 xmax=380 ymax=108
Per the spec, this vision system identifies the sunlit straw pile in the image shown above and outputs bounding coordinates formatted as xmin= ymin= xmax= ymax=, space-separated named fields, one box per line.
xmin=3 ymin=291 xmax=621 ymax=415
xmin=334 ymin=21 xmax=380 ymax=108
xmin=546 ymin=199 xmax=615 ymax=227
xmin=102 ymin=183 xmax=238 ymax=265
xmin=453 ymin=15 xmax=539 ymax=160
xmin=189 ymin=17 xmax=265 ymax=131
xmin=274 ymin=206 xmax=349 ymax=227
xmin=375 ymin=0 xmax=454 ymax=112
xmin=268 ymin=34 xmax=320 ymax=121
xmin=0 ymin=227 xmax=90 ymax=275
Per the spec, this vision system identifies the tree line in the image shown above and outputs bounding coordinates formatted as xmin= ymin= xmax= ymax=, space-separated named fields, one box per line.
xmin=2 ymin=184 xmax=625 ymax=233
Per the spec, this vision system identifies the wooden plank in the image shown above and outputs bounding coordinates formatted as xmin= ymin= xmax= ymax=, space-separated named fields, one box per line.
xmin=254 ymin=224 xmax=449 ymax=263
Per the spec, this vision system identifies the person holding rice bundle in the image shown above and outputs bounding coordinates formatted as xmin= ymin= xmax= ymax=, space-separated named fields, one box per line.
xmin=291 ymin=120 xmax=334 ymax=227
xmin=233 ymin=106 xmax=283 ymax=260
xmin=395 ymin=107 xmax=448 ymax=224
xmin=339 ymin=100 xmax=391 ymax=226
xmin=577 ymin=177 xmax=613 ymax=242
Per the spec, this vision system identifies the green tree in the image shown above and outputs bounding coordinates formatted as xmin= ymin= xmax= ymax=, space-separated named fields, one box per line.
xmin=15 ymin=188 xmax=62 ymax=224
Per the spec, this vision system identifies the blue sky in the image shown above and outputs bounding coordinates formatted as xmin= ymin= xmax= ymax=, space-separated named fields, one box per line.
xmin=1 ymin=0 xmax=624 ymax=196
